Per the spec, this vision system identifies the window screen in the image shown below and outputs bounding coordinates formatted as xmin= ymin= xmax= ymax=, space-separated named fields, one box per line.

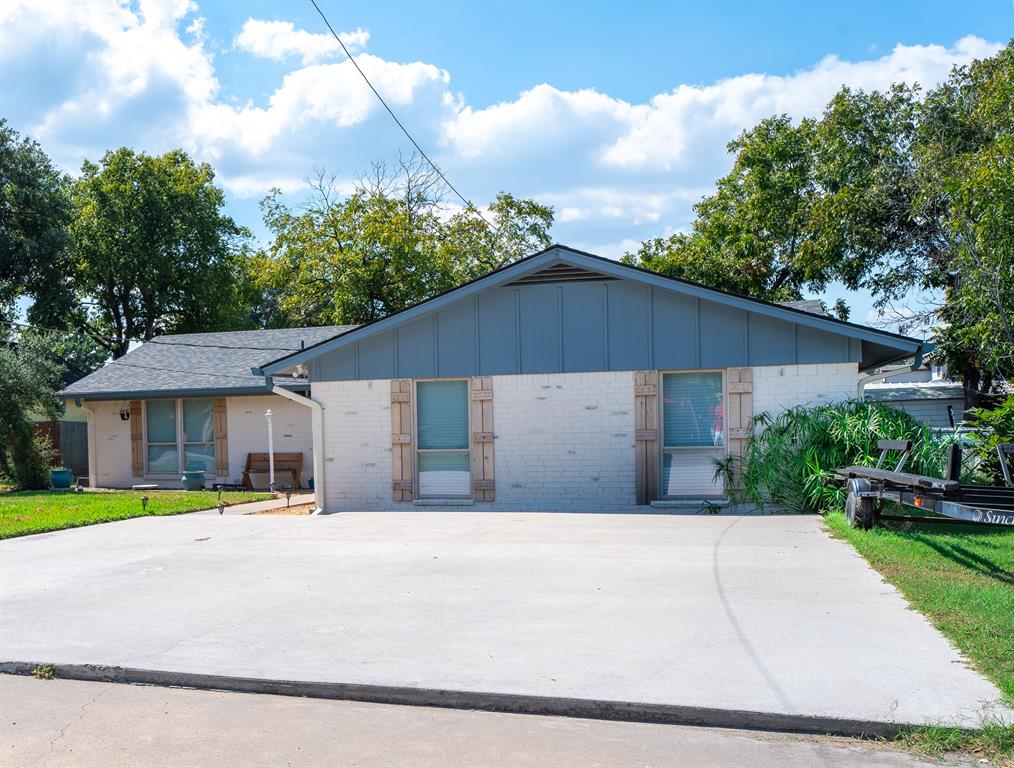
xmin=416 ymin=380 xmax=470 ymax=497
xmin=182 ymin=399 xmax=215 ymax=472
xmin=662 ymin=372 xmax=724 ymax=447
xmin=146 ymin=400 xmax=178 ymax=474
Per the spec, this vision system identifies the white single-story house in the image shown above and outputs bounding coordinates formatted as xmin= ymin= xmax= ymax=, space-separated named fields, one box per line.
xmin=63 ymin=245 xmax=924 ymax=512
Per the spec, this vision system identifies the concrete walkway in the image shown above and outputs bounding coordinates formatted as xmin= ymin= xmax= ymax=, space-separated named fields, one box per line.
xmin=0 ymin=675 xmax=970 ymax=768
xmin=0 ymin=513 xmax=1008 ymax=730
xmin=190 ymin=492 xmax=315 ymax=515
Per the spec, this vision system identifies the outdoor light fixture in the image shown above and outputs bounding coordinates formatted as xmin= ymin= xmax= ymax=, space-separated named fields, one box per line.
xmin=218 ymin=502 xmax=225 ymax=515
xmin=119 ymin=408 xmax=130 ymax=421
xmin=285 ymin=489 xmax=292 ymax=508
xmin=141 ymin=495 xmax=149 ymax=512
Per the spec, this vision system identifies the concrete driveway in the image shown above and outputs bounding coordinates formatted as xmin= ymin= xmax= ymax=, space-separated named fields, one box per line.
xmin=0 ymin=513 xmax=1007 ymax=728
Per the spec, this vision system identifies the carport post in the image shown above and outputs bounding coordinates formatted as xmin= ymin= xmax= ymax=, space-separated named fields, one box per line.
xmin=270 ymin=383 xmax=326 ymax=514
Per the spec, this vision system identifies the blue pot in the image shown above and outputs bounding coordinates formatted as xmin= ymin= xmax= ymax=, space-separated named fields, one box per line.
xmin=50 ymin=468 xmax=73 ymax=489
xmin=181 ymin=470 xmax=206 ymax=491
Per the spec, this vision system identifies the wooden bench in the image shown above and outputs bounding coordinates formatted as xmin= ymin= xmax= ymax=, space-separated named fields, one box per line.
xmin=242 ymin=452 xmax=304 ymax=490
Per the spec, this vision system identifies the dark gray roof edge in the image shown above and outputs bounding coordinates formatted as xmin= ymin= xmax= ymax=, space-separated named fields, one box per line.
xmin=59 ymin=382 xmax=308 ymax=402
xmin=257 ymin=244 xmax=923 ymax=375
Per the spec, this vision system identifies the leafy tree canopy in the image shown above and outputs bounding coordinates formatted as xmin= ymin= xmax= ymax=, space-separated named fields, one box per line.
xmin=254 ymin=155 xmax=554 ymax=327
xmin=626 ymin=41 xmax=1013 ymax=401
xmin=46 ymin=148 xmax=254 ymax=357
xmin=0 ymin=119 xmax=71 ymax=332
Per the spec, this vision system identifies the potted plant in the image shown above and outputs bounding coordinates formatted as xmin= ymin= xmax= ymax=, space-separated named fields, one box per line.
xmin=50 ymin=467 xmax=73 ymax=489
xmin=180 ymin=469 xmax=206 ymax=491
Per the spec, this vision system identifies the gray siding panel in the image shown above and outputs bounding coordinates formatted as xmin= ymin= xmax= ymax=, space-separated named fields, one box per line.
xmin=561 ymin=283 xmax=606 ymax=372
xmin=519 ymin=284 xmax=561 ymax=373
xmin=357 ymin=330 xmax=396 ymax=380
xmin=478 ymin=288 xmax=518 ymax=375
xmin=607 ymin=281 xmax=650 ymax=371
xmin=436 ymin=298 xmax=478 ymax=377
xmin=748 ymin=314 xmax=796 ymax=367
xmin=699 ymin=300 xmax=747 ymax=368
xmin=396 ymin=316 xmax=435 ymax=379
xmin=797 ymin=325 xmax=849 ymax=364
xmin=309 ymin=276 xmax=860 ymax=381
xmin=314 ymin=345 xmax=357 ymax=381
xmin=652 ymin=289 xmax=698 ymax=369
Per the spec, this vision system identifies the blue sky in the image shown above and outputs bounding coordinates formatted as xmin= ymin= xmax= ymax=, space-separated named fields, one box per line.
xmin=2 ymin=0 xmax=1010 ymax=325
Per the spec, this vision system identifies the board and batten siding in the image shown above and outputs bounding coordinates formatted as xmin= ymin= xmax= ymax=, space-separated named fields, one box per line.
xmin=308 ymin=279 xmax=864 ymax=384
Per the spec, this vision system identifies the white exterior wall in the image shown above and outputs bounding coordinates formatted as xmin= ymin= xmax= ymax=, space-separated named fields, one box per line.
xmin=752 ymin=362 xmax=860 ymax=419
xmin=316 ymin=363 xmax=860 ymax=513
xmin=225 ymin=396 xmax=314 ymax=488
xmin=86 ymin=400 xmax=135 ymax=488
xmin=83 ymin=394 xmax=312 ymax=489
xmin=314 ymin=379 xmax=393 ymax=512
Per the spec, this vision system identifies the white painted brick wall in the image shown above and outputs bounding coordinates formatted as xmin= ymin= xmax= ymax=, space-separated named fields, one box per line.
xmin=490 ymin=372 xmax=635 ymax=511
xmin=314 ymin=364 xmax=859 ymax=512
xmin=87 ymin=400 xmax=134 ymax=488
xmin=314 ymin=379 xmax=393 ymax=512
xmin=751 ymin=363 xmax=860 ymax=420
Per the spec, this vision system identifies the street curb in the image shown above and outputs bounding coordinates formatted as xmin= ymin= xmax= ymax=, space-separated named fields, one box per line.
xmin=0 ymin=661 xmax=920 ymax=739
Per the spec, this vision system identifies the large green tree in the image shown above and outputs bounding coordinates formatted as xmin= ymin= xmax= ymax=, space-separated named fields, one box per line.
xmin=626 ymin=42 xmax=1013 ymax=403
xmin=257 ymin=157 xmax=553 ymax=326
xmin=0 ymin=119 xmax=72 ymax=332
xmin=63 ymin=148 xmax=253 ymax=357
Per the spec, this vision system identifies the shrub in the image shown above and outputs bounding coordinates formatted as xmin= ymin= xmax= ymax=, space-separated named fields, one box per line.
xmin=965 ymin=396 xmax=1014 ymax=485
xmin=723 ymin=399 xmax=956 ymax=514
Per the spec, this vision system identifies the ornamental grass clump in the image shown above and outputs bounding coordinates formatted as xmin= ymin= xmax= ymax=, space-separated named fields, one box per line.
xmin=727 ymin=399 xmax=957 ymax=514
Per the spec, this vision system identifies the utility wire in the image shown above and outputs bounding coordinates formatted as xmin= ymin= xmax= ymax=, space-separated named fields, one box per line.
xmin=308 ymin=0 xmax=495 ymax=230
xmin=7 ymin=319 xmax=118 ymax=344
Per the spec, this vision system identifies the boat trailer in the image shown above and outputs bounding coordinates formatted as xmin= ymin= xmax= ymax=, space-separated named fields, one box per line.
xmin=835 ymin=440 xmax=1014 ymax=529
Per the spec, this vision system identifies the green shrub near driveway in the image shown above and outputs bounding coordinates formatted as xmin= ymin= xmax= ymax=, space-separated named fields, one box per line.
xmin=0 ymin=490 xmax=272 ymax=539
xmin=720 ymin=399 xmax=958 ymax=515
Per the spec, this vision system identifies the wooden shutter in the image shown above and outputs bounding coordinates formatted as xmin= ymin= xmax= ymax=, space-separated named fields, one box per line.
xmin=213 ymin=397 xmax=228 ymax=477
xmin=470 ymin=377 xmax=495 ymax=501
xmin=391 ymin=380 xmax=414 ymax=501
xmin=130 ymin=400 xmax=144 ymax=477
xmin=726 ymin=368 xmax=753 ymax=490
xmin=634 ymin=371 xmax=658 ymax=504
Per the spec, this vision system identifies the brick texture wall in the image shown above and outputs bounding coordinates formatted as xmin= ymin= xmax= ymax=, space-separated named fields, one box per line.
xmin=751 ymin=363 xmax=860 ymax=420
xmin=313 ymin=363 xmax=860 ymax=512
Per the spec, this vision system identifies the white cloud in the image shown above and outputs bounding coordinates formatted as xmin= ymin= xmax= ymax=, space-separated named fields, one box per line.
xmin=234 ymin=19 xmax=369 ymax=65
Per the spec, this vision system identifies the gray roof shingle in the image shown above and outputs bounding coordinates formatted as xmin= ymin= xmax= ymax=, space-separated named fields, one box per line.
xmin=60 ymin=326 xmax=355 ymax=400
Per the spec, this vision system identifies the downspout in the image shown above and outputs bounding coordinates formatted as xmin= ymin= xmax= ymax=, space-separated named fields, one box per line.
xmin=269 ymin=381 xmax=327 ymax=515
xmin=77 ymin=398 xmax=98 ymax=488
xmin=857 ymin=343 xmax=928 ymax=399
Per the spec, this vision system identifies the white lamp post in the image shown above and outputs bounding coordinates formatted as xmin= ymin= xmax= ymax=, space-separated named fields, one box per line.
xmin=265 ymin=409 xmax=275 ymax=491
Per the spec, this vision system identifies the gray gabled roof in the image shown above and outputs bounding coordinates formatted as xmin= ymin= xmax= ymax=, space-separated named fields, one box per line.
xmin=61 ymin=326 xmax=356 ymax=401
xmin=256 ymin=244 xmax=923 ymax=376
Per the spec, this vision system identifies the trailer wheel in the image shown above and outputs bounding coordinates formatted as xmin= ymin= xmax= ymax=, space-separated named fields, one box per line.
xmin=845 ymin=479 xmax=877 ymax=530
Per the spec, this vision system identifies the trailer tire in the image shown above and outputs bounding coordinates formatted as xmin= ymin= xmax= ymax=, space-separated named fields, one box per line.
xmin=845 ymin=479 xmax=877 ymax=530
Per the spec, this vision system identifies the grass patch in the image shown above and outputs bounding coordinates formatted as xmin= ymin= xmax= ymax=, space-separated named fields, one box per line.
xmin=826 ymin=511 xmax=1014 ymax=765
xmin=0 ymin=489 xmax=273 ymax=539
xmin=898 ymin=721 xmax=1014 ymax=766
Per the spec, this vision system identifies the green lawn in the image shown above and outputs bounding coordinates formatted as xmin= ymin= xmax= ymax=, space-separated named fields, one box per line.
xmin=0 ymin=490 xmax=273 ymax=539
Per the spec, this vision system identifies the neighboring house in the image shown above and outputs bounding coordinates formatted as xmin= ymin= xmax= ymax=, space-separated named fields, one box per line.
xmin=864 ymin=365 xmax=966 ymax=429
xmin=60 ymin=326 xmax=353 ymax=489
xmin=246 ymin=245 xmax=924 ymax=513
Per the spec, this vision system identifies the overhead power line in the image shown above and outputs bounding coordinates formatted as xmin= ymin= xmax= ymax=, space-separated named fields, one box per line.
xmin=308 ymin=0 xmax=495 ymax=230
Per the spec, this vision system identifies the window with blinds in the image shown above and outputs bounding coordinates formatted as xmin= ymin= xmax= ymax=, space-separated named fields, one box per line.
xmin=145 ymin=398 xmax=216 ymax=476
xmin=416 ymin=380 xmax=470 ymax=497
xmin=660 ymin=371 xmax=725 ymax=497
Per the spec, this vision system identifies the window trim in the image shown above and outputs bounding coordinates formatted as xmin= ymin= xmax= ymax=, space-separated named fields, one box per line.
xmin=143 ymin=398 xmax=218 ymax=479
xmin=657 ymin=369 xmax=728 ymax=499
xmin=412 ymin=378 xmax=472 ymax=500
